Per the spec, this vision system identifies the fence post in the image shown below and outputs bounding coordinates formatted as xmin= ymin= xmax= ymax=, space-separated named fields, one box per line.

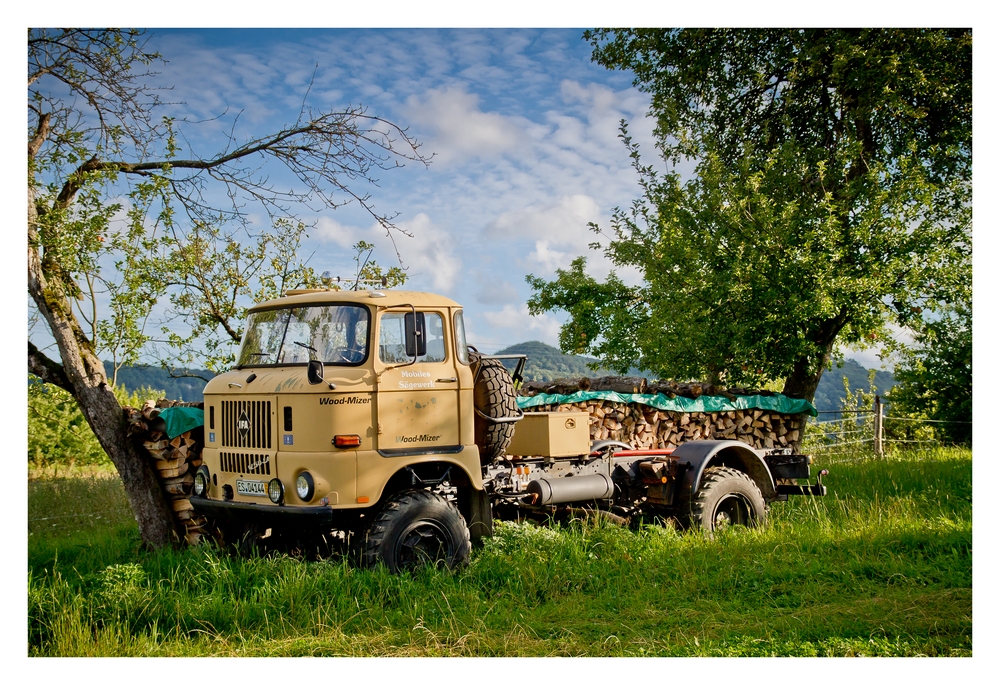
xmin=874 ymin=395 xmax=884 ymax=458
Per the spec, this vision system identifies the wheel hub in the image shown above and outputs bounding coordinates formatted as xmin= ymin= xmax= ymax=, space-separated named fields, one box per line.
xmin=394 ymin=520 xmax=452 ymax=568
xmin=712 ymin=494 xmax=751 ymax=529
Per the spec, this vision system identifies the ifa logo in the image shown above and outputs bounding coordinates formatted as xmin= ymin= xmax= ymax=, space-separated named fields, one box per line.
xmin=237 ymin=410 xmax=250 ymax=438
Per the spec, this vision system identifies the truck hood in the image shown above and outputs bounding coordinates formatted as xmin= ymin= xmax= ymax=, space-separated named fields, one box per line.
xmin=205 ymin=366 xmax=374 ymax=395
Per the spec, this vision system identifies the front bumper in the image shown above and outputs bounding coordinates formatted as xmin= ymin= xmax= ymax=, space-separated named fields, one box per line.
xmin=191 ymin=495 xmax=335 ymax=527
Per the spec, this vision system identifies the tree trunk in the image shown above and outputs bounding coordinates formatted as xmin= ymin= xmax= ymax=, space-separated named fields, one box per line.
xmin=29 ymin=189 xmax=180 ymax=549
xmin=781 ymin=352 xmax=830 ymax=402
xmin=780 ymin=313 xmax=847 ymax=402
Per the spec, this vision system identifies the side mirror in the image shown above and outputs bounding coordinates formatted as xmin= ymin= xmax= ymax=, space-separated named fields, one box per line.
xmin=404 ymin=311 xmax=427 ymax=358
xmin=307 ymin=359 xmax=325 ymax=385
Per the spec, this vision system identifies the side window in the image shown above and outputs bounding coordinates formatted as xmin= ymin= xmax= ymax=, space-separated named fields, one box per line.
xmin=379 ymin=312 xmax=446 ymax=363
xmin=454 ymin=310 xmax=469 ymax=365
xmin=424 ymin=313 xmax=446 ymax=362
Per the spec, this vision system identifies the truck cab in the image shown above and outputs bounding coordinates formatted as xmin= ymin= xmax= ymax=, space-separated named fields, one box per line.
xmin=193 ymin=288 xmax=487 ymax=566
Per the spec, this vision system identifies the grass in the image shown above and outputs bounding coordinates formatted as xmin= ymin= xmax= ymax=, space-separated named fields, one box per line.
xmin=27 ymin=446 xmax=972 ymax=657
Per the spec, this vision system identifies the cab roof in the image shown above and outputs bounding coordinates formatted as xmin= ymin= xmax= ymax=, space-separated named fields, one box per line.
xmin=248 ymin=289 xmax=462 ymax=312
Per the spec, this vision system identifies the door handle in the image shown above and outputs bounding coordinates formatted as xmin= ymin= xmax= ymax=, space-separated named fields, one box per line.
xmin=436 ymin=377 xmax=458 ymax=383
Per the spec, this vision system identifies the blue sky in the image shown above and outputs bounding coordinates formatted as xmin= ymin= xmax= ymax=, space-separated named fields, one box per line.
xmin=128 ymin=27 xmax=662 ymax=356
xmin=142 ymin=26 xmax=913 ymax=369
xmin=28 ymin=20 xmax=987 ymax=371
xmin=139 ymin=27 xmax=910 ymax=370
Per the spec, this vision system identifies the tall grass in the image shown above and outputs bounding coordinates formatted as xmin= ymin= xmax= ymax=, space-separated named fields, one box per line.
xmin=27 ymin=447 xmax=971 ymax=657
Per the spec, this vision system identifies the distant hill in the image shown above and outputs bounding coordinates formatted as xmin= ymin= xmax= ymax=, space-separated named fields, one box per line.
xmin=104 ymin=363 xmax=214 ymax=403
xmin=813 ymin=358 xmax=895 ymax=415
xmin=494 ymin=341 xmax=606 ymax=380
xmin=102 ymin=344 xmax=893 ymax=412
xmin=493 ymin=341 xmax=893 ymax=414
xmin=493 ymin=341 xmax=647 ymax=381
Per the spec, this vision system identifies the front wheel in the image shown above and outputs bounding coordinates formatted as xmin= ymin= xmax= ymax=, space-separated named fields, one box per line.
xmin=362 ymin=490 xmax=471 ymax=572
xmin=686 ymin=466 xmax=767 ymax=531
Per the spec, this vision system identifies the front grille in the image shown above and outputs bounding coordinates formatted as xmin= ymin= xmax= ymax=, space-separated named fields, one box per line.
xmin=221 ymin=400 xmax=273 ymax=449
xmin=219 ymin=451 xmax=272 ymax=475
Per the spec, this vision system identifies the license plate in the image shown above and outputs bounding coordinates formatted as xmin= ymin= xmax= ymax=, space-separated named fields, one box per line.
xmin=237 ymin=479 xmax=267 ymax=497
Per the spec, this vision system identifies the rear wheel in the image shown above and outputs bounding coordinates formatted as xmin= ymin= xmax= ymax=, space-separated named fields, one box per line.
xmin=686 ymin=466 xmax=767 ymax=531
xmin=362 ymin=489 xmax=471 ymax=572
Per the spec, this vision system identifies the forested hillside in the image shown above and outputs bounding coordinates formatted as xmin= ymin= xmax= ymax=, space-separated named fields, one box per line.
xmin=494 ymin=341 xmax=614 ymax=380
xmin=812 ymin=359 xmax=896 ymax=414
xmin=104 ymin=363 xmax=213 ymax=402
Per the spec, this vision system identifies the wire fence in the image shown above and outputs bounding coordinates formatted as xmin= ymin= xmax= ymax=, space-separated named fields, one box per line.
xmin=803 ymin=395 xmax=970 ymax=459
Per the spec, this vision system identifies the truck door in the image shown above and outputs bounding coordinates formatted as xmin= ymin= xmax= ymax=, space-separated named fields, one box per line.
xmin=375 ymin=309 xmax=461 ymax=455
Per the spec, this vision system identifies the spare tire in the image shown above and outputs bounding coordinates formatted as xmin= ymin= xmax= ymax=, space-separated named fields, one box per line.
xmin=472 ymin=356 xmax=520 ymax=465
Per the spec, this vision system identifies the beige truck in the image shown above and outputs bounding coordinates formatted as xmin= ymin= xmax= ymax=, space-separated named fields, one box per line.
xmin=191 ymin=287 xmax=826 ymax=571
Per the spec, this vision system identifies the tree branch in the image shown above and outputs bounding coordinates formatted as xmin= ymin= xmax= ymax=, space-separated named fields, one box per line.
xmin=28 ymin=341 xmax=73 ymax=392
xmin=163 ymin=365 xmax=215 ymax=384
xmin=28 ymin=112 xmax=51 ymax=161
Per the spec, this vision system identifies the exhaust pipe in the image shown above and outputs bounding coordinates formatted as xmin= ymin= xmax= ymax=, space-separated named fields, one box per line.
xmin=526 ymin=473 xmax=614 ymax=505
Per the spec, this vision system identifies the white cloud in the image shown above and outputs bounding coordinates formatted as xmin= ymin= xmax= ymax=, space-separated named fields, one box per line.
xmin=313 ymin=216 xmax=360 ymax=249
xmin=392 ymin=214 xmax=462 ymax=292
xmin=488 ymin=194 xmax=601 ymax=242
xmin=474 ymin=274 xmax=519 ymax=305
xmin=484 ymin=195 xmax=619 ymax=278
xmin=313 ymin=213 xmax=461 ymax=293
xmin=479 ymin=304 xmax=562 ymax=348
xmin=403 ymin=86 xmax=534 ymax=165
xmin=527 ymin=241 xmax=570 ymax=275
xmin=841 ymin=322 xmax=915 ymax=372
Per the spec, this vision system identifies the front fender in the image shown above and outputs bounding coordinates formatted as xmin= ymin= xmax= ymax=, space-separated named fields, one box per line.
xmin=672 ymin=439 xmax=776 ymax=501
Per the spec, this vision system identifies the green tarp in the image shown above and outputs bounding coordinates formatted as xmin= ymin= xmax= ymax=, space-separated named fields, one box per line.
xmin=152 ymin=393 xmax=814 ymax=438
xmin=516 ymin=391 xmax=817 ymax=417
xmin=157 ymin=406 xmax=205 ymax=438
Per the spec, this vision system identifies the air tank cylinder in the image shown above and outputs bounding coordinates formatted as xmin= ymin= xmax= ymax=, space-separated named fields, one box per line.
xmin=525 ymin=473 xmax=614 ymax=505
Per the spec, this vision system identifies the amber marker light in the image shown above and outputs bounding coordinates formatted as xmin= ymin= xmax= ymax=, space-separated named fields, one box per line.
xmin=357 ymin=496 xmax=370 ymax=504
xmin=333 ymin=435 xmax=362 ymax=448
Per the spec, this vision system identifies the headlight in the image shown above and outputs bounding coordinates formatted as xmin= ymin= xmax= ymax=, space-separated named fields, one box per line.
xmin=296 ymin=472 xmax=315 ymax=502
xmin=193 ymin=466 xmax=210 ymax=497
xmin=267 ymin=478 xmax=284 ymax=504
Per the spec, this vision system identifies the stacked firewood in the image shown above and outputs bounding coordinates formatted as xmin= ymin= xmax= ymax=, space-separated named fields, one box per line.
xmin=525 ymin=399 xmax=803 ymax=452
xmin=520 ymin=376 xmax=649 ymax=396
xmin=124 ymin=399 xmax=208 ymax=545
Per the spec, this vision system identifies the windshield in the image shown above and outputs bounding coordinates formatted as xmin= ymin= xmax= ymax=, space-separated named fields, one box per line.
xmin=236 ymin=305 xmax=370 ymax=367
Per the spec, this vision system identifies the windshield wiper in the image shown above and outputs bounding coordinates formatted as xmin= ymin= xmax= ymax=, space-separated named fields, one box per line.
xmin=237 ymin=351 xmax=272 ymax=368
xmin=293 ymin=341 xmax=317 ymax=353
